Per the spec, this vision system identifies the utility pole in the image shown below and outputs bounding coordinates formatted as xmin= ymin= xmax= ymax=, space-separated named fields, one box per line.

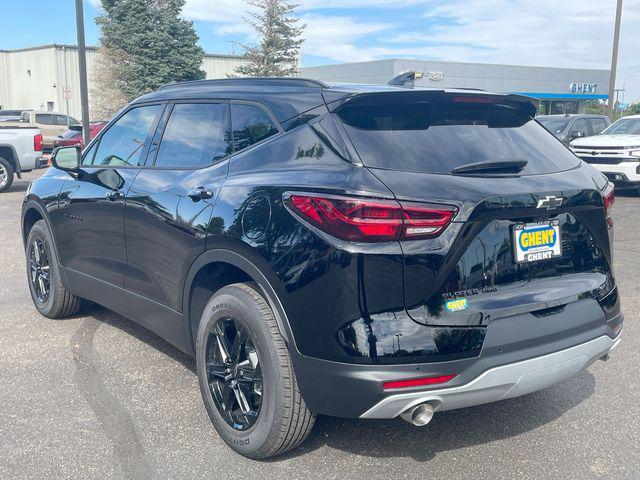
xmin=607 ymin=0 xmax=623 ymax=119
xmin=75 ymin=0 xmax=91 ymax=147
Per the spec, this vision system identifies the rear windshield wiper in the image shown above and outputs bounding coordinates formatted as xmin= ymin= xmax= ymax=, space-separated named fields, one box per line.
xmin=451 ymin=159 xmax=528 ymax=175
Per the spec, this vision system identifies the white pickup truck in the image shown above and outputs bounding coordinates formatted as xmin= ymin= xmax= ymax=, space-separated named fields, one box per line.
xmin=0 ymin=126 xmax=46 ymax=192
xmin=571 ymin=114 xmax=640 ymax=194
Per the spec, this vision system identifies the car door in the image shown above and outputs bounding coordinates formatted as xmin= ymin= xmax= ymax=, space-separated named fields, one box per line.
xmin=568 ymin=118 xmax=591 ymax=141
xmin=56 ymin=103 xmax=164 ymax=310
xmin=123 ymin=101 xmax=232 ymax=345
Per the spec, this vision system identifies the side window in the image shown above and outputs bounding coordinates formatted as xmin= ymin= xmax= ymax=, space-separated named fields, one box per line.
xmin=55 ymin=115 xmax=70 ymax=126
xmin=590 ymin=118 xmax=608 ymax=135
xmin=154 ymin=103 xmax=231 ymax=168
xmin=90 ymin=105 xmax=161 ymax=167
xmin=570 ymin=118 xmax=589 ymax=137
xmin=231 ymin=103 xmax=279 ymax=152
xmin=35 ymin=113 xmax=54 ymax=125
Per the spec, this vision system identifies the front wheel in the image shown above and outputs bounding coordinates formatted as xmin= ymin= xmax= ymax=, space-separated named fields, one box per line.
xmin=196 ymin=283 xmax=315 ymax=459
xmin=26 ymin=220 xmax=83 ymax=318
xmin=0 ymin=157 xmax=14 ymax=193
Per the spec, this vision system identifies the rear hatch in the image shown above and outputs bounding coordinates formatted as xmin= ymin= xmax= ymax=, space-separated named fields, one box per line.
xmin=329 ymin=90 xmax=616 ymax=327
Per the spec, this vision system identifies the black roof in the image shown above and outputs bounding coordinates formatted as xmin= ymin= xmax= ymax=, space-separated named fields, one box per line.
xmin=133 ymin=77 xmax=540 ymax=123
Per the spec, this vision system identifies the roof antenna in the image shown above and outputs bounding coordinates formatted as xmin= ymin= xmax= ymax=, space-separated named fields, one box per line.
xmin=388 ymin=70 xmax=424 ymax=88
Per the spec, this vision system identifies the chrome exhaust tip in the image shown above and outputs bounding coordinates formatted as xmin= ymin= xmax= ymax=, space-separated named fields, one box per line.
xmin=400 ymin=403 xmax=435 ymax=426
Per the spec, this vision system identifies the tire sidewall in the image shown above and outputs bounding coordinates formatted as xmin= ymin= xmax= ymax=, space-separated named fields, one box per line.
xmin=196 ymin=287 xmax=285 ymax=458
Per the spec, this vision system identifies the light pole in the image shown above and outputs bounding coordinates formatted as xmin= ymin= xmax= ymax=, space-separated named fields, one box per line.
xmin=75 ymin=0 xmax=91 ymax=147
xmin=607 ymin=0 xmax=623 ymax=119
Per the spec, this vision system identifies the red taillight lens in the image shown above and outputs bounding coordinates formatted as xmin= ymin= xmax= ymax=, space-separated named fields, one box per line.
xmin=383 ymin=374 xmax=457 ymax=390
xmin=284 ymin=193 xmax=457 ymax=242
xmin=34 ymin=133 xmax=43 ymax=152
xmin=602 ymin=181 xmax=615 ymax=228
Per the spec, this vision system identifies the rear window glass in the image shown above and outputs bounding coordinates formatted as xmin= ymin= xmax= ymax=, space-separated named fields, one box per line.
xmin=336 ymin=95 xmax=581 ymax=175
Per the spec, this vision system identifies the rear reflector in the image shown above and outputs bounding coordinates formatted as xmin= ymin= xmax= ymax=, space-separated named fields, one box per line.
xmin=34 ymin=133 xmax=43 ymax=152
xmin=383 ymin=374 xmax=457 ymax=390
xmin=284 ymin=192 xmax=457 ymax=242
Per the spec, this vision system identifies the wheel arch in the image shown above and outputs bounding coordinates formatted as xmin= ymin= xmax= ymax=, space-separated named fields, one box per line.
xmin=183 ymin=248 xmax=294 ymax=356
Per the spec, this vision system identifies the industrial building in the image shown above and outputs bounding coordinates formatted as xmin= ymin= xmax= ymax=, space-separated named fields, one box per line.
xmin=302 ymin=59 xmax=610 ymax=115
xmin=0 ymin=44 xmax=248 ymax=120
xmin=1 ymin=46 xmax=611 ymax=120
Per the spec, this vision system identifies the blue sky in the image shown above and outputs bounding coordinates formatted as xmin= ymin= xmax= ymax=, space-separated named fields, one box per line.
xmin=2 ymin=0 xmax=640 ymax=100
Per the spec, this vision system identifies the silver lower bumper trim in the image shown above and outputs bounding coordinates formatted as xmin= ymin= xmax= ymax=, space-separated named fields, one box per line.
xmin=360 ymin=333 xmax=621 ymax=419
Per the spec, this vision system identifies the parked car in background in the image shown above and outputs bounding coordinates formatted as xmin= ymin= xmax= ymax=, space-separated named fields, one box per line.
xmin=22 ymin=79 xmax=622 ymax=459
xmin=53 ymin=122 xmax=107 ymax=149
xmin=536 ymin=114 xmax=610 ymax=145
xmin=571 ymin=114 xmax=640 ymax=193
xmin=3 ymin=111 xmax=80 ymax=151
xmin=0 ymin=125 xmax=45 ymax=192
xmin=0 ymin=109 xmax=27 ymax=122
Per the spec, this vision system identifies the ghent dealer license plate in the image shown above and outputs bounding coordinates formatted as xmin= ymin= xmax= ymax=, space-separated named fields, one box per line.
xmin=513 ymin=220 xmax=562 ymax=264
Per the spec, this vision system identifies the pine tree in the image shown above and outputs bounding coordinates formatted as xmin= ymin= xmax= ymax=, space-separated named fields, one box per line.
xmin=96 ymin=0 xmax=205 ymax=102
xmin=235 ymin=0 xmax=305 ymax=77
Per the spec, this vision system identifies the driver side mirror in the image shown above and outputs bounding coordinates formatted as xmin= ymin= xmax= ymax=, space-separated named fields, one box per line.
xmin=51 ymin=146 xmax=81 ymax=171
xmin=571 ymin=130 xmax=585 ymax=139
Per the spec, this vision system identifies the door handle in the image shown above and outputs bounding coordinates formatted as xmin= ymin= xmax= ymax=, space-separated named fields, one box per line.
xmin=106 ymin=190 xmax=125 ymax=202
xmin=187 ymin=186 xmax=214 ymax=201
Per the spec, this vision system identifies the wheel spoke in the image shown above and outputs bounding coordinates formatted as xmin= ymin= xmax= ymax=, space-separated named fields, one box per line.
xmin=230 ymin=323 xmax=245 ymax=363
xmin=206 ymin=361 xmax=228 ymax=379
xmin=213 ymin=323 xmax=232 ymax=364
xmin=32 ymin=241 xmax=41 ymax=263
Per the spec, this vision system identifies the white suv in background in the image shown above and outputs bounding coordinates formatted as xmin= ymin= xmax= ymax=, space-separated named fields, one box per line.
xmin=571 ymin=114 xmax=640 ymax=194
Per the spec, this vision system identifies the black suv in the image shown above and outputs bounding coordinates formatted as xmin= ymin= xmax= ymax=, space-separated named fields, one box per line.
xmin=22 ymin=79 xmax=622 ymax=459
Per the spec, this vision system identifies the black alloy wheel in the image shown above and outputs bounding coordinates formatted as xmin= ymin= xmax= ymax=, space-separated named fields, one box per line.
xmin=206 ymin=317 xmax=263 ymax=430
xmin=29 ymin=239 xmax=50 ymax=304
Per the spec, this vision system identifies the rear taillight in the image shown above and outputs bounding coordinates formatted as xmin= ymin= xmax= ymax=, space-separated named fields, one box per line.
xmin=34 ymin=133 xmax=43 ymax=152
xmin=284 ymin=192 xmax=457 ymax=242
xmin=383 ymin=374 xmax=457 ymax=390
xmin=602 ymin=181 xmax=615 ymax=228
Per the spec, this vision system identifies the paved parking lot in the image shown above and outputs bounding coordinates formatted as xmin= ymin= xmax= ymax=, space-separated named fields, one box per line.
xmin=1 ymin=170 xmax=639 ymax=479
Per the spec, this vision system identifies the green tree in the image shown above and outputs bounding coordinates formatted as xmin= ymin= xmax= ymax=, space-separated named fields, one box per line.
xmin=584 ymin=100 xmax=607 ymax=115
xmin=235 ymin=0 xmax=305 ymax=77
xmin=628 ymin=102 xmax=640 ymax=115
xmin=96 ymin=0 xmax=205 ymax=102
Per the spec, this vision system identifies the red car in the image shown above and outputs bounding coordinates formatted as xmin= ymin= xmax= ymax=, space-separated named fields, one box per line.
xmin=53 ymin=121 xmax=106 ymax=149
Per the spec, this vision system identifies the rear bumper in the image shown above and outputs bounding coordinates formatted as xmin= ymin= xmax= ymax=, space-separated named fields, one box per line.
xmin=361 ymin=332 xmax=621 ymax=419
xmin=293 ymin=299 xmax=622 ymax=418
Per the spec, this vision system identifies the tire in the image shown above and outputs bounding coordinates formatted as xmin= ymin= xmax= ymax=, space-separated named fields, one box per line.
xmin=0 ymin=157 xmax=14 ymax=193
xmin=196 ymin=282 xmax=315 ymax=459
xmin=26 ymin=220 xmax=83 ymax=318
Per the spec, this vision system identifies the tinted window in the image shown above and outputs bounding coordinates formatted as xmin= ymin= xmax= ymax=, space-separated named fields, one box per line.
xmin=570 ymin=118 xmax=589 ymax=136
xmin=55 ymin=115 xmax=70 ymax=126
xmin=537 ymin=117 xmax=570 ymax=134
xmin=336 ymin=95 xmax=581 ymax=175
xmin=590 ymin=118 xmax=608 ymax=134
xmin=231 ymin=104 xmax=279 ymax=151
xmin=90 ymin=105 xmax=161 ymax=166
xmin=35 ymin=113 xmax=54 ymax=125
xmin=154 ymin=103 xmax=231 ymax=168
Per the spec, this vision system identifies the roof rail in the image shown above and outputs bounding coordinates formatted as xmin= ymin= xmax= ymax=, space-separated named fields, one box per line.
xmin=158 ymin=77 xmax=329 ymax=90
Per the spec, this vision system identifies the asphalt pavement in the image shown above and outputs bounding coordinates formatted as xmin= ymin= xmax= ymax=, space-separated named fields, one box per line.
xmin=1 ymin=170 xmax=639 ymax=479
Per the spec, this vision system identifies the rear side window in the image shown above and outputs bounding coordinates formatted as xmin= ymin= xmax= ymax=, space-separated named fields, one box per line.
xmin=90 ymin=105 xmax=161 ymax=166
xmin=35 ymin=113 xmax=54 ymax=125
xmin=231 ymin=104 xmax=279 ymax=152
xmin=155 ymin=103 xmax=232 ymax=168
xmin=336 ymin=94 xmax=581 ymax=175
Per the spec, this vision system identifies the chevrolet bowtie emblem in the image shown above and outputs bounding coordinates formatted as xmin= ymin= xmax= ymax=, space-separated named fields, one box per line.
xmin=536 ymin=195 xmax=563 ymax=210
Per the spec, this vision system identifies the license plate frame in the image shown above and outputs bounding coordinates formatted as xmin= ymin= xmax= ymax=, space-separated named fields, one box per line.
xmin=513 ymin=220 xmax=562 ymax=264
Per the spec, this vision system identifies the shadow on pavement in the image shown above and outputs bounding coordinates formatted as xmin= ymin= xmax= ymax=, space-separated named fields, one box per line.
xmin=81 ymin=303 xmax=596 ymax=464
